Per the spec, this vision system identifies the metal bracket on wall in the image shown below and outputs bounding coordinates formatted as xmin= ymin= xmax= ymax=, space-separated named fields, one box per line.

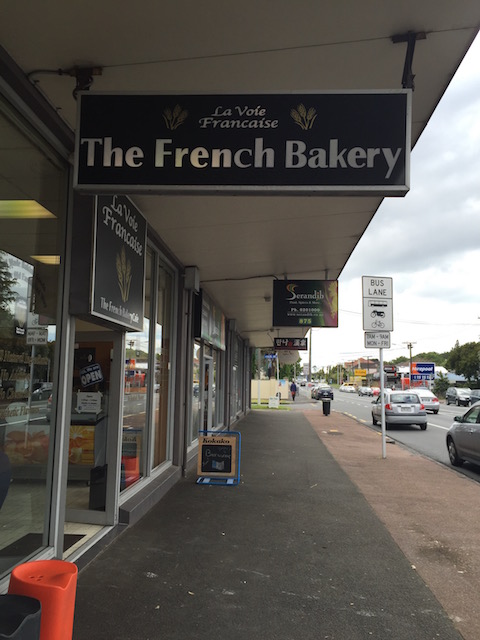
xmin=391 ymin=31 xmax=427 ymax=91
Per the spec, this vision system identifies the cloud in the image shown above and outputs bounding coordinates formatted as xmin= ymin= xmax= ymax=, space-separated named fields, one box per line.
xmin=308 ymin=36 xmax=480 ymax=367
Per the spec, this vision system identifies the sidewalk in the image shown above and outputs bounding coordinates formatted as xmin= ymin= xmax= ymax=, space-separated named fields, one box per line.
xmin=72 ymin=406 xmax=479 ymax=640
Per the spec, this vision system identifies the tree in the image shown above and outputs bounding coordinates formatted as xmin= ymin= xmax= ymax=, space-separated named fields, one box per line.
xmin=0 ymin=253 xmax=16 ymax=341
xmin=414 ymin=351 xmax=448 ymax=367
xmin=445 ymin=341 xmax=480 ymax=384
xmin=279 ymin=358 xmax=303 ymax=381
xmin=250 ymin=349 xmax=258 ymax=379
xmin=433 ymin=372 xmax=449 ymax=397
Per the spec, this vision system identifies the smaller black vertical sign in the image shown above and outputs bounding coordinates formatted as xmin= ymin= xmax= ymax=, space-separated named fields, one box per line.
xmin=91 ymin=195 xmax=147 ymax=331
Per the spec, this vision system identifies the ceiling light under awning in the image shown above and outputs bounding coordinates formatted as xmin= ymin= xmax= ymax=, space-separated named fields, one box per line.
xmin=0 ymin=200 xmax=56 ymax=219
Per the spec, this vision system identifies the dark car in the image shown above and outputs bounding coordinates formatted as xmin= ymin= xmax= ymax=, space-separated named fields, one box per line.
xmin=445 ymin=387 xmax=471 ymax=407
xmin=446 ymin=402 xmax=480 ymax=466
xmin=470 ymin=389 xmax=480 ymax=405
xmin=315 ymin=386 xmax=334 ymax=401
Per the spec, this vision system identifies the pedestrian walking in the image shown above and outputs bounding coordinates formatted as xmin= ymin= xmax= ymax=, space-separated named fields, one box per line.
xmin=290 ymin=380 xmax=297 ymax=401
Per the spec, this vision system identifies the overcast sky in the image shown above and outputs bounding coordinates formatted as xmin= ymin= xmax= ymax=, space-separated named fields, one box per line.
xmin=306 ymin=33 xmax=480 ymax=369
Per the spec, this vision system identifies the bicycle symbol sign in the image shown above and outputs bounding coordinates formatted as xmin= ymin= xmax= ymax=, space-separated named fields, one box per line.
xmin=362 ymin=276 xmax=393 ymax=332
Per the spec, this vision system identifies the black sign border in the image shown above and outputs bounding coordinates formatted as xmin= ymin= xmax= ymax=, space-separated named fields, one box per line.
xmin=90 ymin=195 xmax=147 ymax=331
xmin=74 ymin=90 xmax=411 ymax=196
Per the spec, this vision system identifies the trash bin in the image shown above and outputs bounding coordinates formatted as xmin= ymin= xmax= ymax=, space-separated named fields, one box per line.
xmin=0 ymin=594 xmax=41 ymax=640
xmin=322 ymin=399 xmax=331 ymax=416
xmin=8 ymin=560 xmax=77 ymax=640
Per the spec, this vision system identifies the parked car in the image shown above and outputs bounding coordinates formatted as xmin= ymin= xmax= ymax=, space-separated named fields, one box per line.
xmin=311 ymin=384 xmax=331 ymax=400
xmin=371 ymin=390 xmax=427 ymax=430
xmin=445 ymin=387 xmax=471 ymax=407
xmin=446 ymin=401 xmax=480 ymax=467
xmin=339 ymin=384 xmax=356 ymax=393
xmin=315 ymin=386 xmax=334 ymax=401
xmin=31 ymin=382 xmax=53 ymax=401
xmin=358 ymin=386 xmax=373 ymax=397
xmin=470 ymin=389 xmax=480 ymax=404
xmin=414 ymin=388 xmax=440 ymax=414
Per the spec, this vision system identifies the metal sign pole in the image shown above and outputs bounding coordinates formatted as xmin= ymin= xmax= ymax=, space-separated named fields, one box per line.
xmin=380 ymin=347 xmax=386 ymax=459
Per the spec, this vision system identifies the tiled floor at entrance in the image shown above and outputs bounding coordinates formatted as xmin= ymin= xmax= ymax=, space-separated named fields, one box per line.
xmin=0 ymin=481 xmax=103 ymax=565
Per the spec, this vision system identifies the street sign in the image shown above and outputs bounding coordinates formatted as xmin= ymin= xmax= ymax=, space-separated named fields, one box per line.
xmin=26 ymin=328 xmax=48 ymax=345
xmin=362 ymin=276 xmax=393 ymax=332
xmin=411 ymin=362 xmax=435 ymax=380
xmin=364 ymin=332 xmax=391 ymax=348
xmin=355 ymin=369 xmax=367 ymax=376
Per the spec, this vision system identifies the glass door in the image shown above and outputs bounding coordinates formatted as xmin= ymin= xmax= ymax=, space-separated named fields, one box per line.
xmin=203 ymin=356 xmax=213 ymax=431
xmin=65 ymin=329 xmax=123 ymax=525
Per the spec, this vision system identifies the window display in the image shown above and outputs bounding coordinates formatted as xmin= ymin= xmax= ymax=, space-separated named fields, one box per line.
xmin=0 ymin=102 xmax=68 ymax=575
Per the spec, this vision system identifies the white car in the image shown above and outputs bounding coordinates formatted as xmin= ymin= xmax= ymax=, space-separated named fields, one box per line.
xmin=414 ymin=389 xmax=440 ymax=414
xmin=340 ymin=384 xmax=356 ymax=393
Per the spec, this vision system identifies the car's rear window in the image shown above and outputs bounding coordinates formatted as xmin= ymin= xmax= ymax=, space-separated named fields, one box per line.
xmin=391 ymin=394 xmax=419 ymax=404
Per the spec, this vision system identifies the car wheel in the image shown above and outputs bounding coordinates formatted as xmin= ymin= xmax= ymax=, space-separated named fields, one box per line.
xmin=434 ymin=410 xmax=439 ymax=414
xmin=420 ymin=423 xmax=427 ymax=430
xmin=447 ymin=437 xmax=463 ymax=467
xmin=372 ymin=413 xmax=377 ymax=425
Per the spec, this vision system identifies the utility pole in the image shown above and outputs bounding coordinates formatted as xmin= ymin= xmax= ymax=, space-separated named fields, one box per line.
xmin=403 ymin=341 xmax=416 ymax=388
xmin=308 ymin=328 xmax=312 ymax=382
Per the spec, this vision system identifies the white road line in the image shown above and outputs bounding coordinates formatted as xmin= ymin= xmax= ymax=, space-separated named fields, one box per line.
xmin=427 ymin=422 xmax=449 ymax=430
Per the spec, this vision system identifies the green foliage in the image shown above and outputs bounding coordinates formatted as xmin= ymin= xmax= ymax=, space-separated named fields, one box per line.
xmin=279 ymin=357 xmax=303 ymax=381
xmin=390 ymin=351 xmax=448 ymax=367
xmin=445 ymin=341 xmax=480 ymax=384
xmin=250 ymin=349 xmax=258 ymax=379
xmin=0 ymin=254 xmax=16 ymax=341
xmin=0 ymin=254 xmax=15 ymax=311
xmin=414 ymin=352 xmax=449 ymax=367
xmin=433 ymin=372 xmax=449 ymax=397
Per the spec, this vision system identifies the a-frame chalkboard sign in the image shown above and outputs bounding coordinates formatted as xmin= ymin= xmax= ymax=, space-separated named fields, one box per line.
xmin=196 ymin=431 xmax=241 ymax=485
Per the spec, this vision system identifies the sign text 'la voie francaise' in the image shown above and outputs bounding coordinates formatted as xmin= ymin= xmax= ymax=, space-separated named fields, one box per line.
xmin=74 ymin=92 xmax=411 ymax=195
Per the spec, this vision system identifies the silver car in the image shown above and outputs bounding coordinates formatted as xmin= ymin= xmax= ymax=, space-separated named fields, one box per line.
xmin=415 ymin=389 xmax=440 ymax=414
xmin=446 ymin=402 xmax=480 ymax=467
xmin=371 ymin=390 xmax=427 ymax=430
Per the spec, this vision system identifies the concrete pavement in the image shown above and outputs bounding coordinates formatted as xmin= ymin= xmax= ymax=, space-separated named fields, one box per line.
xmin=72 ymin=401 xmax=479 ymax=640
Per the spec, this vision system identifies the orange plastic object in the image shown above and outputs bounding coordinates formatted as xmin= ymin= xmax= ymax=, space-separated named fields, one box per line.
xmin=122 ymin=455 xmax=140 ymax=487
xmin=8 ymin=560 xmax=78 ymax=640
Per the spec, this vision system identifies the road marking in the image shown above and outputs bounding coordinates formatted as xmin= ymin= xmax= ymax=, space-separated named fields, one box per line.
xmin=427 ymin=422 xmax=449 ymax=430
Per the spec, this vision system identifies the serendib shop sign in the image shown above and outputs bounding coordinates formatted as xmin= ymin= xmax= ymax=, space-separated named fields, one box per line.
xmin=273 ymin=280 xmax=338 ymax=328
xmin=74 ymin=91 xmax=411 ymax=195
xmin=91 ymin=195 xmax=146 ymax=331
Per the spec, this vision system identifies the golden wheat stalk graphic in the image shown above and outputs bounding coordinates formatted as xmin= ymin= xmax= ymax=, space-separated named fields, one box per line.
xmin=163 ymin=104 xmax=188 ymax=130
xmin=116 ymin=246 xmax=132 ymax=303
xmin=291 ymin=104 xmax=317 ymax=130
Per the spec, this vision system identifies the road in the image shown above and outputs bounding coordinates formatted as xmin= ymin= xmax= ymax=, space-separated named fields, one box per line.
xmin=297 ymin=385 xmax=480 ymax=484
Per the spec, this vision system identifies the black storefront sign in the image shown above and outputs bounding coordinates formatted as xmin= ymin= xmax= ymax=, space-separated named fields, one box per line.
xmin=91 ymin=195 xmax=146 ymax=331
xmin=273 ymin=280 xmax=338 ymax=328
xmin=74 ymin=91 xmax=411 ymax=195
xmin=274 ymin=337 xmax=308 ymax=350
